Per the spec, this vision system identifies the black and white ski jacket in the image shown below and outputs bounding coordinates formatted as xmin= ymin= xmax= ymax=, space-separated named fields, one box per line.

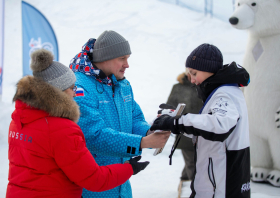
xmin=177 ymin=62 xmax=251 ymax=198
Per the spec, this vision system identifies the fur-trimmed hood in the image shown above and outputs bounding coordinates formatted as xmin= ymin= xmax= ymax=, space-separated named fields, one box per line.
xmin=177 ymin=72 xmax=187 ymax=84
xmin=13 ymin=76 xmax=80 ymax=123
xmin=177 ymin=67 xmax=191 ymax=85
xmin=177 ymin=72 xmax=192 ymax=86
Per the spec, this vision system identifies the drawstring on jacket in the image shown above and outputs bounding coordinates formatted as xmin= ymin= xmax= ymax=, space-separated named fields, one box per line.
xmin=96 ymin=83 xmax=104 ymax=94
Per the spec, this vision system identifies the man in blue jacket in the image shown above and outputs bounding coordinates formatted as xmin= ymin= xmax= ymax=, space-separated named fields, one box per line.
xmin=70 ymin=30 xmax=170 ymax=198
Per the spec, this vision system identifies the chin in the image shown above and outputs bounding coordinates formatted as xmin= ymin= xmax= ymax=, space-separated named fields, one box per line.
xmin=116 ymin=74 xmax=124 ymax=80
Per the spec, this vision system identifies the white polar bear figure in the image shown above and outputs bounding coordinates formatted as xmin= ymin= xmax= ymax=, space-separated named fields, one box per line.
xmin=229 ymin=0 xmax=280 ymax=187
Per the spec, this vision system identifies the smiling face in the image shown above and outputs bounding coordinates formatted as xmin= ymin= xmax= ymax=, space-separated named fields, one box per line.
xmin=98 ymin=55 xmax=130 ymax=80
xmin=188 ymin=68 xmax=214 ymax=86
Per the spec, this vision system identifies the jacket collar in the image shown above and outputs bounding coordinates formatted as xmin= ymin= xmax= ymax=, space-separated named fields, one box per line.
xmin=13 ymin=76 xmax=80 ymax=129
xmin=91 ymin=64 xmax=119 ymax=86
xmin=70 ymin=38 xmax=117 ymax=86
xmin=196 ymin=62 xmax=250 ymax=102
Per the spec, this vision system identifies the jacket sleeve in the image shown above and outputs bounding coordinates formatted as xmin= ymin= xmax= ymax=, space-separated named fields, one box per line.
xmin=75 ymin=85 xmax=143 ymax=158
xmin=177 ymin=92 xmax=240 ymax=142
xmin=131 ymin=89 xmax=150 ymax=136
xmin=50 ymin=125 xmax=133 ymax=192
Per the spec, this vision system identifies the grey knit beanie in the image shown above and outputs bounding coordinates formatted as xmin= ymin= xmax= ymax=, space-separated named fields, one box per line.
xmin=92 ymin=30 xmax=131 ymax=62
xmin=30 ymin=49 xmax=76 ymax=91
xmin=186 ymin=43 xmax=223 ymax=73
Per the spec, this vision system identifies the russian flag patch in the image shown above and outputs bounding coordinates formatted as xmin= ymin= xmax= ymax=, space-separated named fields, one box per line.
xmin=76 ymin=88 xmax=85 ymax=97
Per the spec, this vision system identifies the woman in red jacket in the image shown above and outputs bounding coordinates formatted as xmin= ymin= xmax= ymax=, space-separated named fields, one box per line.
xmin=6 ymin=49 xmax=149 ymax=198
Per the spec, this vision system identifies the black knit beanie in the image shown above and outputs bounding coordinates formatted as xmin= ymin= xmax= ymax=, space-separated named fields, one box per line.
xmin=186 ymin=43 xmax=223 ymax=73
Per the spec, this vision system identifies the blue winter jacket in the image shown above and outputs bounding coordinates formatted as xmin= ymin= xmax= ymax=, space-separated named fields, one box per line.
xmin=74 ymin=71 xmax=150 ymax=198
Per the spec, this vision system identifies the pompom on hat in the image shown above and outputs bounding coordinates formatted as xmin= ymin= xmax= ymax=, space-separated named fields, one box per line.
xmin=186 ymin=43 xmax=223 ymax=74
xmin=31 ymin=49 xmax=76 ymax=91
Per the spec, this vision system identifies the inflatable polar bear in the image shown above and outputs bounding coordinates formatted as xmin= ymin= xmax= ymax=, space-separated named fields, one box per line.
xmin=229 ymin=0 xmax=280 ymax=187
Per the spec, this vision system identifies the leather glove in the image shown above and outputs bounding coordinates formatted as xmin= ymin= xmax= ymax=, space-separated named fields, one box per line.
xmin=128 ymin=156 xmax=150 ymax=175
xmin=150 ymin=114 xmax=180 ymax=134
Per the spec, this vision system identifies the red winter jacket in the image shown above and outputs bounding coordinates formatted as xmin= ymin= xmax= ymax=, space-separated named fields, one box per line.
xmin=6 ymin=76 xmax=133 ymax=198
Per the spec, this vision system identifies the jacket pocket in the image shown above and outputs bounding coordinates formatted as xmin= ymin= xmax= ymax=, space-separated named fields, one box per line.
xmin=208 ymin=157 xmax=216 ymax=198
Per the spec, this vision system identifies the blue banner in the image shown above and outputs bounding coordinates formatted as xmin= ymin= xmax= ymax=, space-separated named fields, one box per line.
xmin=0 ymin=0 xmax=4 ymax=100
xmin=22 ymin=1 xmax=59 ymax=76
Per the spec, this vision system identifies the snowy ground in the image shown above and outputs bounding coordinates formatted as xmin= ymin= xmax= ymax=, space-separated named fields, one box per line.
xmin=1 ymin=0 xmax=280 ymax=197
xmin=1 ymin=139 xmax=280 ymax=198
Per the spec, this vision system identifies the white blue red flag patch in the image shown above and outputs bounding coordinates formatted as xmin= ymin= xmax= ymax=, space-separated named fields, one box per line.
xmin=76 ymin=88 xmax=85 ymax=97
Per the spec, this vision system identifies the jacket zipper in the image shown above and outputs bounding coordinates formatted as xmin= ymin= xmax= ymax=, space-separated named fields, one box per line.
xmin=112 ymin=83 xmax=115 ymax=97
xmin=208 ymin=157 xmax=216 ymax=198
xmin=111 ymin=84 xmax=121 ymax=131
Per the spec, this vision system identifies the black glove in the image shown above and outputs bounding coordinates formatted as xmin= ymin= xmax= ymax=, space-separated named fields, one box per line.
xmin=128 ymin=156 xmax=150 ymax=175
xmin=150 ymin=114 xmax=180 ymax=134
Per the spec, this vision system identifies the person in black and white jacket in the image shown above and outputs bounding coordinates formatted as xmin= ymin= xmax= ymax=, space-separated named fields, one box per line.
xmin=151 ymin=44 xmax=251 ymax=198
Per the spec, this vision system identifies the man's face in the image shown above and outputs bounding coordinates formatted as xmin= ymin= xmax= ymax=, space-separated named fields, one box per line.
xmin=103 ymin=55 xmax=130 ymax=80
xmin=188 ymin=68 xmax=214 ymax=86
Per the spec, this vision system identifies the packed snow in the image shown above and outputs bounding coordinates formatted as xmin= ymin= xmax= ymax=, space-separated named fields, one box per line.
xmin=1 ymin=0 xmax=280 ymax=197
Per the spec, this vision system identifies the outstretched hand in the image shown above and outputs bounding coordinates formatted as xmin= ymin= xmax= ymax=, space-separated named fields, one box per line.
xmin=127 ymin=156 xmax=150 ymax=175
xmin=141 ymin=131 xmax=171 ymax=148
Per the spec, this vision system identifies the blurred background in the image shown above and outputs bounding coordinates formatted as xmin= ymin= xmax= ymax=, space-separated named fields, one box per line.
xmin=1 ymin=0 xmax=278 ymax=197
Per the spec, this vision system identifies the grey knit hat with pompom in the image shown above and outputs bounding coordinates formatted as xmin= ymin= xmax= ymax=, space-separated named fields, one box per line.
xmin=31 ymin=49 xmax=76 ymax=91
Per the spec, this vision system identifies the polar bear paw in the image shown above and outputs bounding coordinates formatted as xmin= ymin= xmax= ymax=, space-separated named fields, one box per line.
xmin=267 ymin=170 xmax=280 ymax=187
xmin=251 ymin=167 xmax=271 ymax=182
xmin=275 ymin=107 xmax=280 ymax=128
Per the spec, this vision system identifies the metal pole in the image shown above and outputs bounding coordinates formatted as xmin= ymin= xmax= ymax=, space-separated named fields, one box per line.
xmin=204 ymin=0 xmax=207 ymax=16
xmin=210 ymin=0 xmax=213 ymax=18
